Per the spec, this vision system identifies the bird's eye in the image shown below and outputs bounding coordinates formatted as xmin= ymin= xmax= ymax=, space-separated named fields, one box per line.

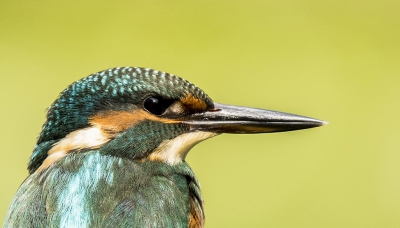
xmin=143 ymin=96 xmax=174 ymax=115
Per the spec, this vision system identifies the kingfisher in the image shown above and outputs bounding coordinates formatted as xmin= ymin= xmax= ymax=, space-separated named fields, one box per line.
xmin=4 ymin=67 xmax=326 ymax=228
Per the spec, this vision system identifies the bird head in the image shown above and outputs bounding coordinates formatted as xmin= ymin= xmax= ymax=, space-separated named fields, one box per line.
xmin=28 ymin=67 xmax=325 ymax=173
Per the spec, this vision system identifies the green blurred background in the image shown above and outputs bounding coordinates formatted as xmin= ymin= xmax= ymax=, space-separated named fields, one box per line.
xmin=1 ymin=1 xmax=399 ymax=227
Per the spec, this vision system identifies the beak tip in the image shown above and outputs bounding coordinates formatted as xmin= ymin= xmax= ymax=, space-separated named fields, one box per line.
xmin=320 ymin=120 xmax=329 ymax=126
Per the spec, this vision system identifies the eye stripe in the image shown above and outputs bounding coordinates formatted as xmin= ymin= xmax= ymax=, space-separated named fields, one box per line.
xmin=90 ymin=109 xmax=180 ymax=134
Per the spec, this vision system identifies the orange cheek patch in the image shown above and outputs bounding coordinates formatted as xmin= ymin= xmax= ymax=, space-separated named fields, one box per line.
xmin=180 ymin=93 xmax=208 ymax=112
xmin=89 ymin=109 xmax=180 ymax=134
xmin=89 ymin=110 xmax=145 ymax=133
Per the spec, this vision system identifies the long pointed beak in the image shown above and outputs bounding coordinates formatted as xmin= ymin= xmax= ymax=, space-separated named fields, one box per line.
xmin=183 ymin=103 xmax=327 ymax=134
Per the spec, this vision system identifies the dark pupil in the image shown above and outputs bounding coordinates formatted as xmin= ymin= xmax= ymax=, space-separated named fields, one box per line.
xmin=144 ymin=97 xmax=173 ymax=115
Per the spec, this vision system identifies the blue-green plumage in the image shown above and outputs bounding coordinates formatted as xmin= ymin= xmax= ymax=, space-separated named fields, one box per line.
xmin=8 ymin=152 xmax=202 ymax=227
xmin=4 ymin=66 xmax=325 ymax=228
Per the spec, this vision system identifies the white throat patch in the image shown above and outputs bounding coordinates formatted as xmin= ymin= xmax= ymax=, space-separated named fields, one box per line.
xmin=148 ymin=131 xmax=218 ymax=165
